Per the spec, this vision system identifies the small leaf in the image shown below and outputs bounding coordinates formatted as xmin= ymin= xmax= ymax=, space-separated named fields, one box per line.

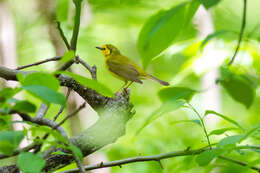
xmin=137 ymin=0 xmax=200 ymax=68
xmin=199 ymin=0 xmax=221 ymax=9
xmin=17 ymin=152 xmax=46 ymax=173
xmin=58 ymin=71 xmax=114 ymax=97
xmin=216 ymin=135 xmax=244 ymax=149
xmin=0 ymin=87 xmax=21 ymax=103
xmin=22 ymin=72 xmax=60 ymax=91
xmin=200 ymin=30 xmax=229 ymax=51
xmin=219 ymin=67 xmax=256 ymax=108
xmin=209 ymin=127 xmax=237 ymax=136
xmin=22 ymin=85 xmax=66 ymax=106
xmin=158 ymin=87 xmax=196 ymax=103
xmin=196 ymin=149 xmax=223 ymax=166
xmin=240 ymin=124 xmax=260 ymax=142
xmin=13 ymin=100 xmax=36 ymax=113
xmin=171 ymin=119 xmax=201 ymax=126
xmin=61 ymin=50 xmax=75 ymax=63
xmin=204 ymin=110 xmax=244 ymax=130
xmin=69 ymin=144 xmax=83 ymax=161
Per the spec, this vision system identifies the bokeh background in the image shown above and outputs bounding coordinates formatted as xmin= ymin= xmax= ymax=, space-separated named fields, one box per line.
xmin=1 ymin=0 xmax=260 ymax=172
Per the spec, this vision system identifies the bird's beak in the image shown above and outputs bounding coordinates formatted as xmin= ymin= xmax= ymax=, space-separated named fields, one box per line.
xmin=96 ymin=46 xmax=105 ymax=50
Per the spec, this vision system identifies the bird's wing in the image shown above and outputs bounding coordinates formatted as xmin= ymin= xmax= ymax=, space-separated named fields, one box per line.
xmin=106 ymin=59 xmax=142 ymax=84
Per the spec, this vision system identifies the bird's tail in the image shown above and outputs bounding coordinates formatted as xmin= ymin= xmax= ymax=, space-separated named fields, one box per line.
xmin=144 ymin=74 xmax=170 ymax=86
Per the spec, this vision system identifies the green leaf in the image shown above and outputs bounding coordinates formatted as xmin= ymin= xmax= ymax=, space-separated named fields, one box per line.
xmin=199 ymin=0 xmax=221 ymax=9
xmin=136 ymin=100 xmax=185 ymax=134
xmin=51 ymin=150 xmax=72 ymax=156
xmin=216 ymin=135 xmax=244 ymax=149
xmin=137 ymin=0 xmax=200 ymax=69
xmin=219 ymin=67 xmax=256 ymax=108
xmin=0 ymin=131 xmax=25 ymax=155
xmin=240 ymin=124 xmax=260 ymax=142
xmin=158 ymin=87 xmax=196 ymax=103
xmin=58 ymin=71 xmax=114 ymax=97
xmin=204 ymin=110 xmax=244 ymax=130
xmin=17 ymin=152 xmax=46 ymax=173
xmin=0 ymin=87 xmax=21 ymax=104
xmin=61 ymin=50 xmax=75 ymax=63
xmin=209 ymin=127 xmax=238 ymax=136
xmin=200 ymin=30 xmax=229 ymax=51
xmin=69 ymin=144 xmax=83 ymax=161
xmin=170 ymin=119 xmax=201 ymax=126
xmin=22 ymin=72 xmax=60 ymax=91
xmin=13 ymin=100 xmax=36 ymax=113
xmin=196 ymin=149 xmax=222 ymax=166
xmin=22 ymin=85 xmax=66 ymax=106
xmin=56 ymin=0 xmax=69 ymax=22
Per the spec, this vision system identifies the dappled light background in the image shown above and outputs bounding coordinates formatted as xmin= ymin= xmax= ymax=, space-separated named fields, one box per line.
xmin=1 ymin=0 xmax=260 ymax=172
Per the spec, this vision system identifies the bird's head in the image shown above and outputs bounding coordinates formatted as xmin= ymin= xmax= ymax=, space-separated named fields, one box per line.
xmin=96 ymin=44 xmax=120 ymax=57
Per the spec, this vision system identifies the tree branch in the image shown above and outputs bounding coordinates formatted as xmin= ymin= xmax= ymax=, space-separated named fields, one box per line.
xmin=60 ymin=145 xmax=260 ymax=173
xmin=228 ymin=0 xmax=247 ymax=66
xmin=16 ymin=56 xmax=62 ymax=70
xmin=57 ymin=21 xmax=70 ymax=50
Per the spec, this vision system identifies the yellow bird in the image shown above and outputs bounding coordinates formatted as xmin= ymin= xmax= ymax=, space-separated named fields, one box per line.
xmin=96 ymin=44 xmax=169 ymax=90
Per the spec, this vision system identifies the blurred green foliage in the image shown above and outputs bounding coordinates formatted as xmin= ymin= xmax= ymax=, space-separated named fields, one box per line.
xmin=0 ymin=0 xmax=260 ymax=172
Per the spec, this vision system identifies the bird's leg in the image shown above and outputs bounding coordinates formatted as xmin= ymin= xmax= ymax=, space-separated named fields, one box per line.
xmin=125 ymin=81 xmax=133 ymax=89
xmin=116 ymin=81 xmax=128 ymax=93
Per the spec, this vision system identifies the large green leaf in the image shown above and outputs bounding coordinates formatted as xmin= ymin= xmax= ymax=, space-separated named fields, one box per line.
xmin=22 ymin=85 xmax=66 ymax=106
xmin=0 ymin=131 xmax=25 ymax=155
xmin=17 ymin=152 xmax=46 ymax=173
xmin=158 ymin=87 xmax=196 ymax=103
xmin=137 ymin=0 xmax=200 ymax=69
xmin=219 ymin=67 xmax=256 ymax=108
xmin=216 ymin=135 xmax=244 ymax=149
xmin=209 ymin=127 xmax=238 ymax=136
xmin=21 ymin=72 xmax=60 ymax=91
xmin=58 ymin=71 xmax=114 ymax=97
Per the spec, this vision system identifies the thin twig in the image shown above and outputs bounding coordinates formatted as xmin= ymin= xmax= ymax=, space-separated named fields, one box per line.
xmin=59 ymin=145 xmax=260 ymax=173
xmin=186 ymin=103 xmax=211 ymax=149
xmin=54 ymin=88 xmax=71 ymax=121
xmin=57 ymin=21 xmax=70 ymax=50
xmin=72 ymin=153 xmax=86 ymax=173
xmin=55 ymin=102 xmax=86 ymax=129
xmin=16 ymin=56 xmax=62 ymax=70
xmin=75 ymin=57 xmax=97 ymax=80
xmin=70 ymin=0 xmax=82 ymax=51
xmin=218 ymin=155 xmax=260 ymax=172
xmin=228 ymin=0 xmax=247 ymax=66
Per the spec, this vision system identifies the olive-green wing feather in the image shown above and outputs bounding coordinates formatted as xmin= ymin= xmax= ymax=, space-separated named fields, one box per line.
xmin=106 ymin=59 xmax=143 ymax=84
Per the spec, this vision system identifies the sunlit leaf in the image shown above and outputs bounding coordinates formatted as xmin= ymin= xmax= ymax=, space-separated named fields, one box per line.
xmin=69 ymin=144 xmax=83 ymax=161
xmin=61 ymin=50 xmax=75 ymax=63
xmin=58 ymin=71 xmax=114 ymax=97
xmin=219 ymin=67 xmax=256 ymax=108
xmin=204 ymin=110 xmax=244 ymax=130
xmin=137 ymin=0 xmax=200 ymax=69
xmin=17 ymin=152 xmax=46 ymax=173
xmin=22 ymin=85 xmax=66 ymax=106
xmin=170 ymin=119 xmax=201 ymax=126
